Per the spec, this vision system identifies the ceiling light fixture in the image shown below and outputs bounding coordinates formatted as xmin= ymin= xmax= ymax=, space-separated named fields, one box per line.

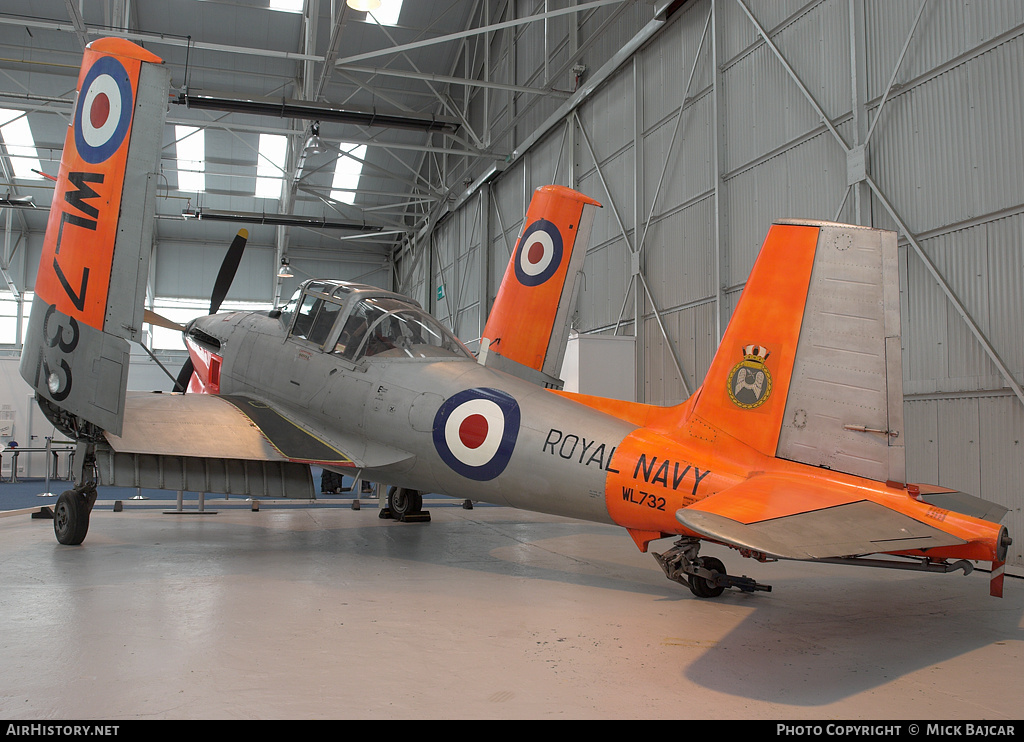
xmin=346 ymin=0 xmax=381 ymax=11
xmin=304 ymin=121 xmax=327 ymax=155
xmin=278 ymin=257 xmax=294 ymax=278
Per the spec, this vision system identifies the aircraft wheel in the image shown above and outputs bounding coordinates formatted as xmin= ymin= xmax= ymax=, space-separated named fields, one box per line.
xmin=54 ymin=490 xmax=90 ymax=546
xmin=688 ymin=556 xmax=726 ymax=598
xmin=388 ymin=487 xmax=422 ymax=521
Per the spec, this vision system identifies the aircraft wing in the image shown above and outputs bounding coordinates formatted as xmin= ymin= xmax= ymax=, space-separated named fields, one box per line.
xmin=103 ymin=391 xmax=411 ymax=470
xmin=674 ymin=474 xmax=967 ymax=560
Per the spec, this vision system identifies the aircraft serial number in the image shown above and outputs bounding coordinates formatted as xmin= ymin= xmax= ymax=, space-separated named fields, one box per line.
xmin=621 ymin=486 xmax=665 ymax=511
xmin=35 ymin=303 xmax=80 ymax=401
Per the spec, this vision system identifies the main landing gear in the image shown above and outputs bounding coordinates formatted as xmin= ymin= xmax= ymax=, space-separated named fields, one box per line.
xmin=379 ymin=487 xmax=431 ymax=523
xmin=652 ymin=537 xmax=772 ymax=598
xmin=53 ymin=483 xmax=98 ymax=546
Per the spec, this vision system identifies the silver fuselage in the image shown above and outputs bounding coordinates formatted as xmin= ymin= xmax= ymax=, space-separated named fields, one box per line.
xmin=197 ymin=310 xmax=637 ymax=524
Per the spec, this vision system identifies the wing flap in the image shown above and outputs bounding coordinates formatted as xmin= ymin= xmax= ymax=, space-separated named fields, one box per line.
xmin=105 ymin=392 xmax=365 ymax=467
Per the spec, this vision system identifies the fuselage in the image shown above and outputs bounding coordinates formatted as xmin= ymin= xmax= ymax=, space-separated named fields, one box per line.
xmin=183 ymin=280 xmax=1005 ymax=565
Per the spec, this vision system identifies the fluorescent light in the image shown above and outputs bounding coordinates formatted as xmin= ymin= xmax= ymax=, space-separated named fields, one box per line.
xmin=174 ymin=125 xmax=205 ymax=193
xmin=0 ymin=109 xmax=43 ymax=180
xmin=330 ymin=143 xmax=366 ymax=205
xmin=255 ymin=133 xmax=288 ymax=199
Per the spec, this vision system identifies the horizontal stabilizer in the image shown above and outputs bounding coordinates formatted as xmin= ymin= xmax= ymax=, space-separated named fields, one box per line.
xmin=676 ymin=475 xmax=965 ymax=560
xmin=914 ymin=485 xmax=1009 ymax=524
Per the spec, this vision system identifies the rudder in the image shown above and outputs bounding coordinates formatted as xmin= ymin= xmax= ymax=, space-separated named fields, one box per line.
xmin=19 ymin=39 xmax=169 ymax=437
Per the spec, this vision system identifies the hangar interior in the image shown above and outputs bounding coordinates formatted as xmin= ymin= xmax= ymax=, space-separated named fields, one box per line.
xmin=0 ymin=0 xmax=1023 ymax=719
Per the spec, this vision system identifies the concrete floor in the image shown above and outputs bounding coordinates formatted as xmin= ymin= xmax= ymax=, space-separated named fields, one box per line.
xmin=1 ymin=495 xmax=1022 ymax=720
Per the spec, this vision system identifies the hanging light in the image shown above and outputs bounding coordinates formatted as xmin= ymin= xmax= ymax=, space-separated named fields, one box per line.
xmin=304 ymin=121 xmax=327 ymax=155
xmin=346 ymin=0 xmax=381 ymax=11
xmin=278 ymin=257 xmax=294 ymax=278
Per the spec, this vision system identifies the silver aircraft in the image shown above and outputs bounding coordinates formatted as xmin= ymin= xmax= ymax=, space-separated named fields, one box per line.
xmin=21 ymin=38 xmax=1011 ymax=599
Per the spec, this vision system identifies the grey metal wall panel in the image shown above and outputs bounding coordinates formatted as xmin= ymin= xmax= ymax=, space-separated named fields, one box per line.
xmin=640 ymin=93 xmax=715 ymax=219
xmin=578 ymin=237 xmax=630 ymax=331
xmin=866 ymin=0 xmax=1024 ymax=99
xmin=419 ymin=0 xmax=1024 ymax=564
xmin=641 ymin=197 xmax=716 ymax=309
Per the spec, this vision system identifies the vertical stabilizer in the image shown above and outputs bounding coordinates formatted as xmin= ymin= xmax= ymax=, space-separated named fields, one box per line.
xmin=479 ymin=185 xmax=601 ymax=387
xmin=19 ymin=39 xmax=168 ymax=437
xmin=688 ymin=221 xmax=905 ymax=483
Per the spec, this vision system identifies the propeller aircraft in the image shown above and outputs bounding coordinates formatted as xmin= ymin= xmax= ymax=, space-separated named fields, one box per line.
xmin=20 ymin=38 xmax=1012 ymax=599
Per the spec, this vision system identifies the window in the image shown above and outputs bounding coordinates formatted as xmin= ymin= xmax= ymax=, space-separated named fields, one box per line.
xmin=330 ymin=143 xmax=366 ymax=205
xmin=175 ymin=125 xmax=205 ymax=193
xmin=268 ymin=0 xmax=304 ymax=12
xmin=290 ymin=293 xmax=344 ymax=347
xmin=337 ymin=298 xmax=472 ymax=362
xmin=255 ymin=133 xmax=287 ymax=199
xmin=0 ymin=291 xmax=18 ymax=344
xmin=0 ymin=109 xmax=43 ymax=180
xmin=367 ymin=0 xmax=403 ymax=26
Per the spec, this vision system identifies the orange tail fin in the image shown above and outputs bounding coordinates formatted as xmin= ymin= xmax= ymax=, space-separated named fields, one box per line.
xmin=20 ymin=39 xmax=169 ymax=436
xmin=686 ymin=220 xmax=905 ymax=483
xmin=479 ymin=185 xmax=601 ymax=387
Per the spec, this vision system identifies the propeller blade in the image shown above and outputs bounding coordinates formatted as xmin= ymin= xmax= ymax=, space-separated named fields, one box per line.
xmin=144 ymin=309 xmax=185 ymax=332
xmin=175 ymin=229 xmax=248 ymax=393
xmin=174 ymin=358 xmax=194 ymax=394
xmin=209 ymin=228 xmax=249 ymax=315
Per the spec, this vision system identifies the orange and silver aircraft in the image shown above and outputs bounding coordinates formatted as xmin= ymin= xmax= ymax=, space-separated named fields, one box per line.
xmin=21 ymin=38 xmax=1012 ymax=599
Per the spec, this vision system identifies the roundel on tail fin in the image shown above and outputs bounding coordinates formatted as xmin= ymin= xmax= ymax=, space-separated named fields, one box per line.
xmin=74 ymin=56 xmax=134 ymax=164
xmin=514 ymin=219 xmax=564 ymax=286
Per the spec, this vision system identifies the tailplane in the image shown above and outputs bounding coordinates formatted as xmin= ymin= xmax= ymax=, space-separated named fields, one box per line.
xmin=479 ymin=185 xmax=601 ymax=388
xmin=19 ymin=39 xmax=169 ymax=437
xmin=687 ymin=220 xmax=904 ymax=483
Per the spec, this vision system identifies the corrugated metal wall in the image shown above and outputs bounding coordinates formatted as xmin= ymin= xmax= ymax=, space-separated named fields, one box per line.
xmin=409 ymin=0 xmax=1024 ymax=568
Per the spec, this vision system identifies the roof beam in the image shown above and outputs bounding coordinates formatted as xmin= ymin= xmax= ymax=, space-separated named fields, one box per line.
xmin=334 ymin=0 xmax=628 ymax=66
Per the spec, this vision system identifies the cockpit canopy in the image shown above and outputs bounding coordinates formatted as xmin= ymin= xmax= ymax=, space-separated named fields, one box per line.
xmin=278 ymin=280 xmax=472 ymax=362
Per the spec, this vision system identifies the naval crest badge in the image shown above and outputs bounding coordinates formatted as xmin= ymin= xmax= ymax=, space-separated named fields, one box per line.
xmin=727 ymin=344 xmax=772 ymax=409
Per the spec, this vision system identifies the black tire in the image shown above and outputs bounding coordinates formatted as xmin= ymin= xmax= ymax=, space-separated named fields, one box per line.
xmin=688 ymin=556 xmax=726 ymax=598
xmin=388 ymin=487 xmax=422 ymax=521
xmin=54 ymin=490 xmax=90 ymax=545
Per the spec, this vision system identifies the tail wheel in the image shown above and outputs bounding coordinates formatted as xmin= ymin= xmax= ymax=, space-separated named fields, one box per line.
xmin=688 ymin=556 xmax=726 ymax=599
xmin=388 ymin=487 xmax=422 ymax=521
xmin=54 ymin=490 xmax=90 ymax=545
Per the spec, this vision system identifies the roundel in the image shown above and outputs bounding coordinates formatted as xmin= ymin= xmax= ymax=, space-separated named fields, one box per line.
xmin=74 ymin=56 xmax=134 ymax=165
xmin=432 ymin=388 xmax=520 ymax=481
xmin=514 ymin=219 xmax=564 ymax=287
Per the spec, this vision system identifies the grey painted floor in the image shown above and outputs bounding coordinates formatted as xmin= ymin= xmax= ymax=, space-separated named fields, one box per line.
xmin=1 ymin=495 xmax=1021 ymax=720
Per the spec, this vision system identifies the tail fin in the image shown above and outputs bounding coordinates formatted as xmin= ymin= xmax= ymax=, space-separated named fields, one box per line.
xmin=688 ymin=220 xmax=904 ymax=483
xmin=19 ymin=39 xmax=169 ymax=437
xmin=479 ymin=185 xmax=601 ymax=387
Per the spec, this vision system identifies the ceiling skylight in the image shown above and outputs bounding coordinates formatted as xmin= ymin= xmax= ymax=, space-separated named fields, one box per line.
xmin=268 ymin=0 xmax=304 ymax=13
xmin=175 ymin=125 xmax=205 ymax=193
xmin=0 ymin=109 xmax=43 ymax=180
xmin=255 ymin=133 xmax=288 ymax=199
xmin=330 ymin=143 xmax=366 ymax=205
xmin=368 ymin=0 xmax=403 ymax=26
